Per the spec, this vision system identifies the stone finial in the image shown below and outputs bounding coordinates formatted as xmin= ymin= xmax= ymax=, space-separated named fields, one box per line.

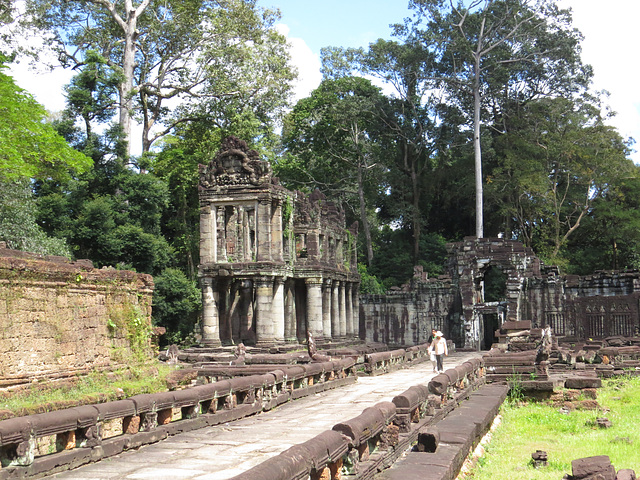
xmin=232 ymin=342 xmax=247 ymax=366
xmin=199 ymin=136 xmax=271 ymax=188
xmin=166 ymin=344 xmax=179 ymax=364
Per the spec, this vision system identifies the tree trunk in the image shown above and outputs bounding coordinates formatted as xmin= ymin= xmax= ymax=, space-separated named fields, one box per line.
xmin=411 ymin=161 xmax=421 ymax=265
xmin=473 ymin=54 xmax=484 ymax=239
xmin=357 ymin=161 xmax=374 ymax=265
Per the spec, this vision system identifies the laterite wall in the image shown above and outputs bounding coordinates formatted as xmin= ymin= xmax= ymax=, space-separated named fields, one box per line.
xmin=0 ymin=245 xmax=154 ymax=388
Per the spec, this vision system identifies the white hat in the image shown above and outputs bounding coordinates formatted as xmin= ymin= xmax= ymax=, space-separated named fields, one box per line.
xmin=436 ymin=331 xmax=443 ymax=337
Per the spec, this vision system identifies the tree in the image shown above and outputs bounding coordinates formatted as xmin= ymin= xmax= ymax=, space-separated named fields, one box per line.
xmin=403 ymin=0 xmax=591 ymax=238
xmin=152 ymin=267 xmax=202 ymax=345
xmin=565 ymin=171 xmax=640 ymax=273
xmin=24 ymin=0 xmax=296 ymax=155
xmin=322 ymin=39 xmax=450 ymax=265
xmin=0 ymin=179 xmax=71 ymax=256
xmin=0 ymin=61 xmax=92 ymax=181
xmin=63 ymin=51 xmax=121 ymax=147
xmin=485 ymin=96 xmax=633 ymax=265
xmin=281 ymin=77 xmax=388 ymax=265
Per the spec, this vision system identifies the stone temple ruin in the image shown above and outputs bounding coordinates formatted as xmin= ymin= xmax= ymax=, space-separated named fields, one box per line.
xmin=197 ymin=136 xmax=360 ymax=347
xmin=361 ymin=237 xmax=640 ymax=351
xmin=197 ymin=137 xmax=640 ymax=353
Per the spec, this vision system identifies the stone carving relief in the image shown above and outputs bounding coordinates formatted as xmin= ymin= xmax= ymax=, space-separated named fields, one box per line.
xmin=199 ymin=136 xmax=272 ymax=188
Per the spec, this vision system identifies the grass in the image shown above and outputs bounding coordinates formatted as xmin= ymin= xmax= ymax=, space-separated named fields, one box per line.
xmin=462 ymin=375 xmax=640 ymax=479
xmin=0 ymin=362 xmax=178 ymax=418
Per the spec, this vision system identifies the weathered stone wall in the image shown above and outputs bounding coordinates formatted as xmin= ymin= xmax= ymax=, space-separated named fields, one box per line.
xmin=361 ymin=237 xmax=640 ymax=350
xmin=0 ymin=246 xmax=154 ymax=387
xmin=360 ymin=272 xmax=457 ymax=347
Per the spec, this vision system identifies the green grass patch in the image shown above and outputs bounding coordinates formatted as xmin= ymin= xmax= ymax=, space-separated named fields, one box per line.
xmin=0 ymin=362 xmax=177 ymax=418
xmin=465 ymin=376 xmax=640 ymax=479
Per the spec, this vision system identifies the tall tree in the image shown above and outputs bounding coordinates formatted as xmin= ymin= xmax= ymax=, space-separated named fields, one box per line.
xmin=322 ymin=39 xmax=448 ymax=265
xmin=403 ymin=0 xmax=591 ymax=238
xmin=281 ymin=77 xmax=387 ymax=265
xmin=23 ymin=0 xmax=296 ymax=155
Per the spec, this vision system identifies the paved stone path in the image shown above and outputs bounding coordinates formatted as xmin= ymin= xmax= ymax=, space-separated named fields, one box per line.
xmin=45 ymin=351 xmax=481 ymax=480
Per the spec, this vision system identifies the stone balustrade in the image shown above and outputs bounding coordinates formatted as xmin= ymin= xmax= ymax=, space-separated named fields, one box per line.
xmin=363 ymin=343 xmax=431 ymax=375
xmin=227 ymin=358 xmax=489 ymax=480
xmin=0 ymin=359 xmax=357 ymax=479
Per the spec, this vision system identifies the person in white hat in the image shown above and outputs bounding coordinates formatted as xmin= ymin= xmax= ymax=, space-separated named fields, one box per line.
xmin=428 ymin=331 xmax=448 ymax=373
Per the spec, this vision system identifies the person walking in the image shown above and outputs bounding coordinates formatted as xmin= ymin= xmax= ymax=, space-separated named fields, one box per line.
xmin=429 ymin=331 xmax=448 ymax=373
xmin=427 ymin=328 xmax=438 ymax=372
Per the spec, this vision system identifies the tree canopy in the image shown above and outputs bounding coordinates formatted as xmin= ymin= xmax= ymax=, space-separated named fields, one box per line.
xmin=0 ymin=61 xmax=92 ymax=181
xmin=21 ymin=0 xmax=296 ymax=155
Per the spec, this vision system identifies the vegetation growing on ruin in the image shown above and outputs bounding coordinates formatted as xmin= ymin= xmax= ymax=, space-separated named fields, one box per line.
xmin=107 ymin=302 xmax=153 ymax=363
xmin=463 ymin=376 xmax=640 ymax=479
xmin=0 ymin=364 xmax=177 ymax=420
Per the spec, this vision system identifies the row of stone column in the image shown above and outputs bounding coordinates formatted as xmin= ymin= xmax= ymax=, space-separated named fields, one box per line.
xmin=200 ymin=200 xmax=283 ymax=265
xmin=201 ymin=276 xmax=359 ymax=346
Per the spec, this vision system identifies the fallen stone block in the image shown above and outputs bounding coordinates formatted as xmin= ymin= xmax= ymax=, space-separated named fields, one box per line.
xmin=571 ymin=455 xmax=616 ymax=480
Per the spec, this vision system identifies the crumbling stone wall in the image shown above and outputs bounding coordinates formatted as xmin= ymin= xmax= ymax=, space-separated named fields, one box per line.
xmin=361 ymin=237 xmax=640 ymax=350
xmin=360 ymin=268 xmax=457 ymax=347
xmin=0 ymin=245 xmax=154 ymax=388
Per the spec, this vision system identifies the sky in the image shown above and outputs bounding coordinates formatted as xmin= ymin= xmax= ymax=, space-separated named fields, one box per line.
xmin=9 ymin=0 xmax=640 ymax=162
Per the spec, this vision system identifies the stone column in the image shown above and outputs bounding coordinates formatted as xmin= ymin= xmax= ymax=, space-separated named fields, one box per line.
xmin=345 ymin=282 xmax=353 ymax=338
xmin=255 ymin=277 xmax=274 ymax=345
xmin=272 ymin=277 xmax=285 ymax=342
xmin=284 ymin=280 xmax=297 ymax=342
xmin=339 ymin=281 xmax=347 ymax=338
xmin=331 ymin=280 xmax=340 ymax=340
xmin=306 ymin=277 xmax=324 ymax=341
xmin=322 ymin=279 xmax=332 ymax=340
xmin=352 ymin=284 xmax=360 ymax=339
xmin=239 ymin=279 xmax=255 ymax=344
xmin=201 ymin=277 xmax=221 ymax=346
xmin=271 ymin=200 xmax=283 ymax=262
xmin=217 ymin=206 xmax=227 ymax=262
xmin=256 ymin=199 xmax=272 ymax=262
xmin=199 ymin=203 xmax=215 ymax=264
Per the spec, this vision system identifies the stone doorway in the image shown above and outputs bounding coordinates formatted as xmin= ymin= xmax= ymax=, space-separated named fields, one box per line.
xmin=482 ymin=313 xmax=500 ymax=350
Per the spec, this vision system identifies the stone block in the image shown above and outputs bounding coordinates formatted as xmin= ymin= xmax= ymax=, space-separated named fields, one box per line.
xmin=572 ymin=456 xmax=616 ymax=480
xmin=616 ymin=469 xmax=636 ymax=480
xmin=416 ymin=427 xmax=440 ymax=453
xmin=565 ymin=377 xmax=602 ymax=389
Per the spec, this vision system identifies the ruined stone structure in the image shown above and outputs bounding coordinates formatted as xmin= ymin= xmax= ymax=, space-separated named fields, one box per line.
xmin=0 ymin=244 xmax=153 ymax=388
xmin=361 ymin=237 xmax=640 ymax=351
xmin=198 ymin=137 xmax=360 ymax=346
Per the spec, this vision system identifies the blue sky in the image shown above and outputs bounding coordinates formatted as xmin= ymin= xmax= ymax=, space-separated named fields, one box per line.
xmin=261 ymin=0 xmax=411 ymax=52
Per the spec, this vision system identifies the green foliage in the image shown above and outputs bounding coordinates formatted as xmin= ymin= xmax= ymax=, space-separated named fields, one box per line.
xmin=0 ymin=62 xmax=92 ymax=181
xmin=108 ymin=303 xmax=153 ymax=363
xmin=469 ymin=376 xmax=640 ymax=479
xmin=152 ymin=268 xmax=202 ymax=346
xmin=0 ymin=179 xmax=71 ymax=256
xmin=357 ymin=263 xmax=386 ymax=295
xmin=367 ymin=228 xmax=448 ymax=288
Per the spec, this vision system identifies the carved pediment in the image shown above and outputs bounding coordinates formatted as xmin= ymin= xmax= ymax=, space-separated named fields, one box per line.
xmin=199 ymin=136 xmax=272 ymax=188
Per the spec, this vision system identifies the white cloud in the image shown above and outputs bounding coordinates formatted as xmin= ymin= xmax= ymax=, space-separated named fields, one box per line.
xmin=277 ymin=23 xmax=322 ymax=101
xmin=559 ymin=0 xmax=640 ymax=162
